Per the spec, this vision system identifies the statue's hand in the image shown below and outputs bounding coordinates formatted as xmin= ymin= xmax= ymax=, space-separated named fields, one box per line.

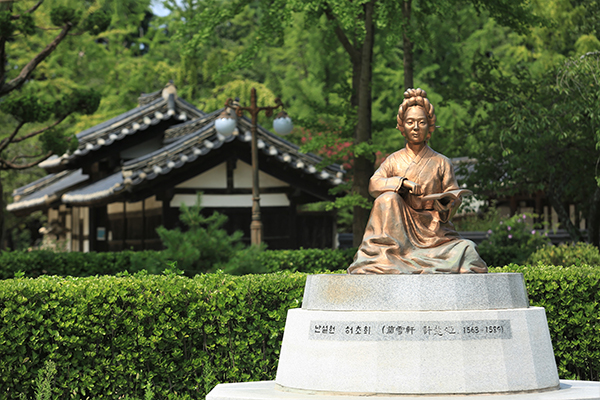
xmin=402 ymin=180 xmax=422 ymax=195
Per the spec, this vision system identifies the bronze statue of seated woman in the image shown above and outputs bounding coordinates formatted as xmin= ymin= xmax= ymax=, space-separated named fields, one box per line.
xmin=348 ymin=88 xmax=487 ymax=274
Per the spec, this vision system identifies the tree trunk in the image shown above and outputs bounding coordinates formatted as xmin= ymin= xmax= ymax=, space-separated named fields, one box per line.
xmin=402 ymin=0 xmax=414 ymax=89
xmin=0 ymin=0 xmax=10 ymax=88
xmin=547 ymin=186 xmax=584 ymax=243
xmin=0 ymin=38 xmax=6 ymax=90
xmin=0 ymin=172 xmax=5 ymax=250
xmin=351 ymin=0 xmax=375 ymax=247
xmin=587 ymin=186 xmax=600 ymax=247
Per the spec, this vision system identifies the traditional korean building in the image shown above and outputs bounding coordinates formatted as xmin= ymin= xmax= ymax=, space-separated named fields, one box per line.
xmin=8 ymin=84 xmax=345 ymax=252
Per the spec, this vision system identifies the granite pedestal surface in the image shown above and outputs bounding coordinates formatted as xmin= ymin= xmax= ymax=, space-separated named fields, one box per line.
xmin=206 ymin=274 xmax=600 ymax=400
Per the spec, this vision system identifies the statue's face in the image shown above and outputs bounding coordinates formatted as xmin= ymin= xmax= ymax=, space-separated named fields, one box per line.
xmin=402 ymin=107 xmax=430 ymax=145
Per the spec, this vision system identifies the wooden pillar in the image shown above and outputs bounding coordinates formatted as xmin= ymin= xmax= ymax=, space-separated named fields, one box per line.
xmin=288 ymin=197 xmax=298 ymax=249
xmin=142 ymin=199 xmax=146 ymax=250
xmin=510 ymin=196 xmax=518 ymax=216
xmin=160 ymin=188 xmax=175 ymax=230
xmin=535 ymin=191 xmax=543 ymax=224
xmin=122 ymin=202 xmax=127 ymax=251
xmin=89 ymin=206 xmax=96 ymax=252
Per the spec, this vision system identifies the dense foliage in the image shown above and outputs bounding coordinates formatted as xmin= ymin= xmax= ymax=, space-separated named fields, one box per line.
xmin=528 ymin=242 xmax=600 ymax=267
xmin=254 ymin=247 xmax=354 ymax=274
xmin=1 ymin=266 xmax=599 ymax=398
xmin=477 ymin=213 xmax=549 ymax=267
xmin=462 ymin=51 xmax=600 ymax=246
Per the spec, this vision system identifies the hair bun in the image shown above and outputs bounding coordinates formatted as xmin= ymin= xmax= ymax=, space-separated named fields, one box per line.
xmin=397 ymin=88 xmax=436 ymax=134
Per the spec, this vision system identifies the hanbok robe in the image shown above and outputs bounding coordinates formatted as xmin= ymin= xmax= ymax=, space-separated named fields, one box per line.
xmin=348 ymin=145 xmax=488 ymax=274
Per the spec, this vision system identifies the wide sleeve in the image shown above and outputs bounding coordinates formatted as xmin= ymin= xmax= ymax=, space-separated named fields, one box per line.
xmin=441 ymin=157 xmax=460 ymax=193
xmin=368 ymin=155 xmax=405 ymax=198
xmin=434 ymin=157 xmax=462 ymax=222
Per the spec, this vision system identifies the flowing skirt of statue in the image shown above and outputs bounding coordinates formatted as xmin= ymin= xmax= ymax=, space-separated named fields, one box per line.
xmin=348 ymin=192 xmax=487 ymax=274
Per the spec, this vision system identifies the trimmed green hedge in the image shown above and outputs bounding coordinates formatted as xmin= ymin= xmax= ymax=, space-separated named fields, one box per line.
xmin=0 ymin=250 xmax=163 ymax=279
xmin=0 ymin=272 xmax=306 ymax=399
xmin=0 ymin=248 xmax=354 ymax=279
xmin=527 ymin=242 xmax=600 ymax=266
xmin=257 ymin=248 xmax=354 ymax=273
xmin=491 ymin=264 xmax=600 ymax=381
xmin=1 ymin=265 xmax=599 ymax=398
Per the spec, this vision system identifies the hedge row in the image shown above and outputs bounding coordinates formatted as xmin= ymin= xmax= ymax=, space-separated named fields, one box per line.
xmin=491 ymin=264 xmax=600 ymax=381
xmin=257 ymin=248 xmax=354 ymax=273
xmin=0 ymin=250 xmax=160 ymax=279
xmin=0 ymin=271 xmax=306 ymax=399
xmin=1 ymin=266 xmax=599 ymax=398
xmin=0 ymin=248 xmax=355 ymax=279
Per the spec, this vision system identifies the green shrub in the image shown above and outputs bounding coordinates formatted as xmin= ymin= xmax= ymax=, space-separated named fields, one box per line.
xmin=0 ymin=250 xmax=166 ymax=280
xmin=527 ymin=242 xmax=600 ymax=266
xmin=156 ymin=194 xmax=248 ymax=275
xmin=1 ymin=267 xmax=599 ymax=397
xmin=491 ymin=264 xmax=600 ymax=381
xmin=256 ymin=248 xmax=354 ymax=274
xmin=0 ymin=248 xmax=355 ymax=279
xmin=477 ymin=213 xmax=549 ymax=267
xmin=0 ymin=272 xmax=306 ymax=399
xmin=453 ymin=206 xmax=500 ymax=232
xmin=210 ymin=247 xmax=354 ymax=275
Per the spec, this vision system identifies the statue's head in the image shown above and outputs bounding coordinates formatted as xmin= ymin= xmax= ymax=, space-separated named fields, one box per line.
xmin=396 ymin=88 xmax=436 ymax=136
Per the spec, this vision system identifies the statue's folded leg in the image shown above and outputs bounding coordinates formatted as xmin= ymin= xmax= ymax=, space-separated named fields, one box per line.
xmin=348 ymin=192 xmax=488 ymax=274
xmin=348 ymin=192 xmax=415 ymax=274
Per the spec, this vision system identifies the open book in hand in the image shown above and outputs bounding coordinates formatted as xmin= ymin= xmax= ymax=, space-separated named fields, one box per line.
xmin=421 ymin=189 xmax=473 ymax=206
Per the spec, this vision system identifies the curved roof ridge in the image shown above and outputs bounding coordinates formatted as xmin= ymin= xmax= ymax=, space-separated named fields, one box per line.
xmin=123 ymin=122 xmax=215 ymax=170
xmin=76 ymin=97 xmax=165 ymax=139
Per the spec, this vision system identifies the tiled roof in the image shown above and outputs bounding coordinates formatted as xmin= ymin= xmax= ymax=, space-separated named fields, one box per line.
xmin=7 ymin=169 xmax=88 ymax=213
xmin=10 ymin=100 xmax=347 ymax=210
xmin=59 ymin=111 xmax=345 ymax=205
xmin=120 ymin=110 xmax=345 ymax=188
xmin=61 ymin=172 xmax=124 ymax=205
xmin=39 ymin=92 xmax=205 ymax=171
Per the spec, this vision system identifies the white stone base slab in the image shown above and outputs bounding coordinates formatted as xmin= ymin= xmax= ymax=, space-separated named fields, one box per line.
xmin=275 ymin=307 xmax=559 ymax=394
xmin=206 ymin=380 xmax=600 ymax=400
xmin=302 ymin=274 xmax=529 ymax=311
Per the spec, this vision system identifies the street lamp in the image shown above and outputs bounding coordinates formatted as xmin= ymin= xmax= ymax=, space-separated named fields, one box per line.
xmin=214 ymin=87 xmax=293 ymax=246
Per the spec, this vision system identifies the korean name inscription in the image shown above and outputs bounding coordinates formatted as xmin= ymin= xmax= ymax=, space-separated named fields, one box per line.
xmin=309 ymin=320 xmax=511 ymax=341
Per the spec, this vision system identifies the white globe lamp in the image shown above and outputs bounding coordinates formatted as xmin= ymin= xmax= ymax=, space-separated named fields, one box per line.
xmin=214 ymin=108 xmax=237 ymax=136
xmin=273 ymin=110 xmax=293 ymax=135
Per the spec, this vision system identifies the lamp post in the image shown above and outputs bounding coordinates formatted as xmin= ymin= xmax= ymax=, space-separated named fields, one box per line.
xmin=215 ymin=87 xmax=293 ymax=246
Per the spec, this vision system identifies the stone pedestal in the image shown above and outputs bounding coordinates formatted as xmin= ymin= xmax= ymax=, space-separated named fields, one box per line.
xmin=206 ymin=274 xmax=600 ymax=400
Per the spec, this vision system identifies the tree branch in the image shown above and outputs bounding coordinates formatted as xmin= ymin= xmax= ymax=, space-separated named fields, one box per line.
xmin=10 ymin=0 xmax=44 ymax=20
xmin=1 ymin=151 xmax=52 ymax=170
xmin=323 ymin=7 xmax=360 ymax=64
xmin=0 ymin=115 xmax=66 ymax=152
xmin=0 ymin=121 xmax=26 ymax=153
xmin=0 ymin=22 xmax=73 ymax=96
xmin=11 ymin=114 xmax=68 ymax=145
xmin=10 ymin=152 xmax=46 ymax=164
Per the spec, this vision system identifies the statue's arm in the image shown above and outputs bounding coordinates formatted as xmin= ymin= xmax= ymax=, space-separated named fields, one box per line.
xmin=368 ymin=160 xmax=406 ymax=198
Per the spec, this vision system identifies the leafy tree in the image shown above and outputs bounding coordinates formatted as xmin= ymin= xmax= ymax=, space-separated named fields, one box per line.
xmin=0 ymin=0 xmax=116 ymax=246
xmin=462 ymin=52 xmax=600 ymax=245
xmin=1 ymin=0 xmax=165 ymax=247
xmin=556 ymin=51 xmax=600 ymax=245
xmin=169 ymin=0 xmax=542 ymax=246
